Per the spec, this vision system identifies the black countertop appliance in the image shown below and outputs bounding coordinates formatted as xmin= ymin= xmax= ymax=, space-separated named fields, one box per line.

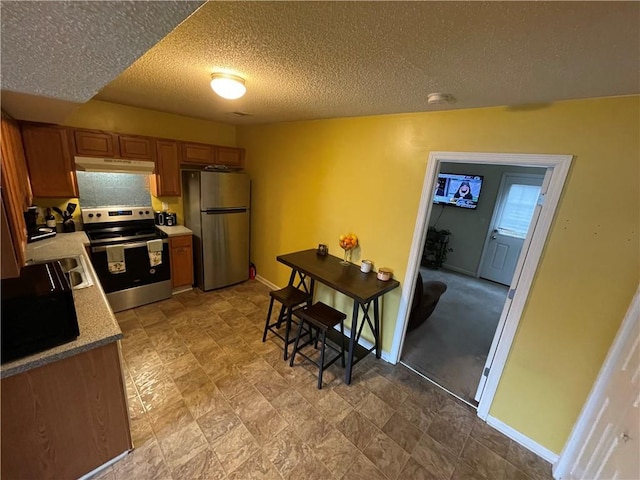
xmin=1 ymin=261 xmax=79 ymax=364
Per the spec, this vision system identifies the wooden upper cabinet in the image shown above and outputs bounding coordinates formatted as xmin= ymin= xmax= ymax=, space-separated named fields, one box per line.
xmin=215 ymin=146 xmax=245 ymax=168
xmin=181 ymin=142 xmax=214 ymax=165
xmin=152 ymin=140 xmax=181 ymax=197
xmin=181 ymin=142 xmax=245 ymax=169
xmin=119 ymin=135 xmax=153 ymax=160
xmin=21 ymin=123 xmax=78 ymax=198
xmin=1 ymin=113 xmax=32 ymax=277
xmin=73 ymin=129 xmax=117 ymax=157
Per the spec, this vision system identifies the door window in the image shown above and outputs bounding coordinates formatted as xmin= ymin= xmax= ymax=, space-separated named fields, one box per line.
xmin=496 ymin=184 xmax=540 ymax=238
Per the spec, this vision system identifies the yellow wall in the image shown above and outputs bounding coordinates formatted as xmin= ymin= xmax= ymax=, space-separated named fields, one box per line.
xmin=238 ymin=96 xmax=640 ymax=454
xmin=62 ymin=99 xmax=236 ymax=145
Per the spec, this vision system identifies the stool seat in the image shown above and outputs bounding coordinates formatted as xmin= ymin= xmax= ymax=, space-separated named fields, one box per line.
xmin=298 ymin=302 xmax=346 ymax=330
xmin=270 ymin=285 xmax=312 ymax=308
xmin=263 ymin=286 xmax=312 ymax=360
xmin=290 ymin=302 xmax=346 ymax=389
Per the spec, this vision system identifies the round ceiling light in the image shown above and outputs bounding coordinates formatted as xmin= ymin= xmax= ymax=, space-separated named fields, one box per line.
xmin=210 ymin=73 xmax=246 ymax=100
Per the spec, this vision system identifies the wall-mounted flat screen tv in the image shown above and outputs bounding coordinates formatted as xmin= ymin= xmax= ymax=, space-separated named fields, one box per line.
xmin=433 ymin=173 xmax=484 ymax=209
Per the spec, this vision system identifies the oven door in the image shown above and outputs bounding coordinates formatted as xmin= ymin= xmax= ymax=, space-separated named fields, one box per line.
xmin=90 ymin=240 xmax=171 ymax=294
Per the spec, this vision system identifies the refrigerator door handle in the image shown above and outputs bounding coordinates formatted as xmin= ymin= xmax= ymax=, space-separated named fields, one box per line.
xmin=204 ymin=208 xmax=248 ymax=214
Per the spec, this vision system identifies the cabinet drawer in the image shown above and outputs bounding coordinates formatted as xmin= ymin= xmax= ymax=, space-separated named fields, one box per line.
xmin=170 ymin=235 xmax=192 ymax=249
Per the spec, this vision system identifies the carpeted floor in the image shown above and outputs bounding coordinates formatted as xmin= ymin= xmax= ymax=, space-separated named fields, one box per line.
xmin=401 ymin=267 xmax=508 ymax=405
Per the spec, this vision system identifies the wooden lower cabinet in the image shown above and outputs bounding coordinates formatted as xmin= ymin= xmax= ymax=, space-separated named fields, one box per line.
xmin=170 ymin=235 xmax=194 ymax=289
xmin=1 ymin=342 xmax=132 ymax=480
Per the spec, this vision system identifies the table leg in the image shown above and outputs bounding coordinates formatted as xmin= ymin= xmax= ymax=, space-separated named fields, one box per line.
xmin=345 ymin=300 xmax=360 ymax=385
xmin=286 ymin=269 xmax=296 ymax=286
xmin=373 ymin=298 xmax=381 ymax=359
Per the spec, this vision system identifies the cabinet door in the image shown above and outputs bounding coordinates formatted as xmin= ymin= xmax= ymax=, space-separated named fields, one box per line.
xmin=1 ymin=115 xmax=31 ymax=276
xmin=73 ymin=129 xmax=117 ymax=157
xmin=22 ymin=123 xmax=78 ymax=197
xmin=215 ymin=146 xmax=245 ymax=168
xmin=1 ymin=342 xmax=132 ymax=480
xmin=119 ymin=135 xmax=153 ymax=160
xmin=155 ymin=140 xmax=181 ymax=196
xmin=181 ymin=142 xmax=214 ymax=165
xmin=170 ymin=235 xmax=193 ymax=288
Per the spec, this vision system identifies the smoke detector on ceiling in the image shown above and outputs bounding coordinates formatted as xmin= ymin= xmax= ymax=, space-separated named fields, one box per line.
xmin=427 ymin=93 xmax=455 ymax=105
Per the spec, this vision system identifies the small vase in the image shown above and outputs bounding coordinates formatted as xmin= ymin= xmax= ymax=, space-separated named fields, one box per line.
xmin=340 ymin=248 xmax=351 ymax=266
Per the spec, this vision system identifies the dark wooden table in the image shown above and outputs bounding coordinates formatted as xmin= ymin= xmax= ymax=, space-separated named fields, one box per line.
xmin=277 ymin=249 xmax=400 ymax=384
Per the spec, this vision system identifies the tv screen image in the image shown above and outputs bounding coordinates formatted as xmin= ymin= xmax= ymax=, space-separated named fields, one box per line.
xmin=433 ymin=173 xmax=484 ymax=209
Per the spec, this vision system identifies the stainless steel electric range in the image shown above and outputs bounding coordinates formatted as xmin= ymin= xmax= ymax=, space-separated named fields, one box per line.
xmin=82 ymin=206 xmax=171 ymax=312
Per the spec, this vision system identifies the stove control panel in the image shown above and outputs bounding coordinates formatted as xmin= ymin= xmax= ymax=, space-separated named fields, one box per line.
xmin=82 ymin=206 xmax=154 ymax=224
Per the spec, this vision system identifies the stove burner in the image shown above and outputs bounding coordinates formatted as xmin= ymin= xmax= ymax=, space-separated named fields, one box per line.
xmin=82 ymin=207 xmax=166 ymax=246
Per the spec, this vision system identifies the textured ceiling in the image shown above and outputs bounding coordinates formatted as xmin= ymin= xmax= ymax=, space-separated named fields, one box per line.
xmin=0 ymin=0 xmax=203 ymax=103
xmin=2 ymin=2 xmax=639 ymax=126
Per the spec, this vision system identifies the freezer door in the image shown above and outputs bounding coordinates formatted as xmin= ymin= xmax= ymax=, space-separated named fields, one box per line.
xmin=200 ymin=209 xmax=250 ymax=290
xmin=200 ymin=172 xmax=250 ymax=210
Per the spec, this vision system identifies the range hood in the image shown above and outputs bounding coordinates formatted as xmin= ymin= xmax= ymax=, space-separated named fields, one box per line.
xmin=74 ymin=156 xmax=155 ymax=174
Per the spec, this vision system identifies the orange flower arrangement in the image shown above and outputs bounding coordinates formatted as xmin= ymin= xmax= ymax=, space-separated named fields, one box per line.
xmin=338 ymin=233 xmax=358 ymax=264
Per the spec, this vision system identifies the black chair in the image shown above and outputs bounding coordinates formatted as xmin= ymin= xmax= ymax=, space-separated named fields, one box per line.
xmin=289 ymin=302 xmax=346 ymax=389
xmin=262 ymin=285 xmax=312 ymax=360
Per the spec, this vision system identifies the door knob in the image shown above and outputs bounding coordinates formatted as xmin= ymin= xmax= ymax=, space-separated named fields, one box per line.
xmin=621 ymin=432 xmax=631 ymax=443
xmin=491 ymin=235 xmax=497 ymax=239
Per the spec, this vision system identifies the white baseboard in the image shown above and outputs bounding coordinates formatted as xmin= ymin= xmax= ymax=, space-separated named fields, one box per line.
xmin=255 ymin=274 xmax=278 ymax=290
xmin=486 ymin=415 xmax=559 ymax=465
xmin=254 ymin=274 xmax=392 ymax=363
xmin=338 ymin=324 xmax=393 ymax=364
xmin=439 ymin=263 xmax=477 ymax=277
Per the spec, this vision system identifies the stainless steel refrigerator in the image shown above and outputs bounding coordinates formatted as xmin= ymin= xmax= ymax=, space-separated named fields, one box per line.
xmin=182 ymin=170 xmax=250 ymax=291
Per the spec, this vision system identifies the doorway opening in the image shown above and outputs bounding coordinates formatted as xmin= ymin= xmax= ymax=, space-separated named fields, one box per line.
xmin=400 ymin=164 xmax=545 ymax=405
xmin=390 ymin=151 xmax=572 ymax=419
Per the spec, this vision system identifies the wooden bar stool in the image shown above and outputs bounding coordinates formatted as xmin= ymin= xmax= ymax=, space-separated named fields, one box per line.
xmin=262 ymin=285 xmax=312 ymax=360
xmin=289 ymin=302 xmax=346 ymax=389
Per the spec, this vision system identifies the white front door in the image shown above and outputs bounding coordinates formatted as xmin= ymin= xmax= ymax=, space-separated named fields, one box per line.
xmin=479 ymin=174 xmax=544 ymax=285
xmin=554 ymin=287 xmax=640 ymax=480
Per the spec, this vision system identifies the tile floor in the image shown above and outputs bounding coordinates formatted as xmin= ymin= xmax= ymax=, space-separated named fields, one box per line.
xmin=92 ymin=280 xmax=554 ymax=480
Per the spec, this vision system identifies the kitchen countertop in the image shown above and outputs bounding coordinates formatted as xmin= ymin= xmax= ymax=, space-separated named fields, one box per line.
xmin=0 ymin=232 xmax=123 ymax=379
xmin=157 ymin=225 xmax=193 ymax=237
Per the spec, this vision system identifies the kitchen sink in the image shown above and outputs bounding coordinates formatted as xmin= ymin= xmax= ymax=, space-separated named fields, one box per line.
xmin=28 ymin=255 xmax=94 ymax=290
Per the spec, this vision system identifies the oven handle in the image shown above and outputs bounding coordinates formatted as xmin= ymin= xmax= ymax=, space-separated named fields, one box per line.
xmin=91 ymin=239 xmax=169 ymax=253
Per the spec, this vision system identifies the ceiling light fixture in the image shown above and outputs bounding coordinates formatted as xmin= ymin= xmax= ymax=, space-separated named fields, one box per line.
xmin=210 ymin=73 xmax=246 ymax=100
xmin=427 ymin=93 xmax=455 ymax=105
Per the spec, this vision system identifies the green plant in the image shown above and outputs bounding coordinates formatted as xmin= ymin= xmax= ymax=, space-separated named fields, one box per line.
xmin=422 ymin=226 xmax=453 ymax=269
